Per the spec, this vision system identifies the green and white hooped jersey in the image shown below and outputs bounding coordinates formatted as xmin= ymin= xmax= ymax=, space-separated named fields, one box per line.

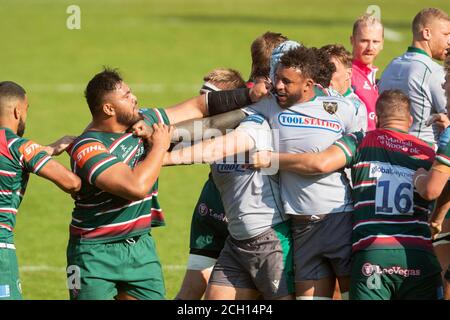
xmin=248 ymin=89 xmax=358 ymax=215
xmin=211 ymin=114 xmax=287 ymax=240
xmin=68 ymin=108 xmax=169 ymax=244
xmin=0 ymin=128 xmax=52 ymax=243
xmin=379 ymin=47 xmax=447 ymax=144
xmin=334 ymin=128 xmax=436 ymax=253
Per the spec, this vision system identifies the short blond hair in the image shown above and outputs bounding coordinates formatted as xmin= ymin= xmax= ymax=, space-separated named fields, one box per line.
xmin=352 ymin=14 xmax=384 ymax=37
xmin=203 ymin=68 xmax=246 ymax=90
xmin=412 ymin=8 xmax=450 ymax=38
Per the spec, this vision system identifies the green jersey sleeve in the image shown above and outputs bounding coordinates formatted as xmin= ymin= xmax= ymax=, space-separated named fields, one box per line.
xmin=13 ymin=138 xmax=52 ymax=174
xmin=333 ymin=131 xmax=364 ymax=167
xmin=70 ymin=138 xmax=122 ymax=185
xmin=140 ymin=108 xmax=170 ymax=126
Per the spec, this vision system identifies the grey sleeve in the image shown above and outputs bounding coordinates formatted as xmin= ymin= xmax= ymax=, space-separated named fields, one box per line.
xmin=244 ymin=96 xmax=278 ymax=119
xmin=235 ymin=118 xmax=273 ymax=151
xmin=342 ymin=100 xmax=360 ymax=134
xmin=172 ymin=109 xmax=247 ymax=142
xmin=428 ymin=68 xmax=447 ymax=114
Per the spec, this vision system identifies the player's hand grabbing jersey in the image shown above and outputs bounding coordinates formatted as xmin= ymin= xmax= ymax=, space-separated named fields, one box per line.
xmin=68 ymin=108 xmax=169 ymax=244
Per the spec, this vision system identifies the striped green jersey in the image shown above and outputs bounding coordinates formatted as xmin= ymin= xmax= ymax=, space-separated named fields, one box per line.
xmin=0 ymin=127 xmax=52 ymax=243
xmin=68 ymin=108 xmax=169 ymax=244
xmin=334 ymin=128 xmax=436 ymax=253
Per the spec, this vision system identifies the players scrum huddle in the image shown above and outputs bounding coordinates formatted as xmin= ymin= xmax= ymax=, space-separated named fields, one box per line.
xmin=0 ymin=7 xmax=449 ymax=300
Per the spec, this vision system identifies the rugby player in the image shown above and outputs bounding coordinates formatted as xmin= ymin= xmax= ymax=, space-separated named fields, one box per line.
xmin=66 ymin=67 xmax=269 ymax=300
xmin=175 ymin=68 xmax=246 ymax=300
xmin=379 ymin=8 xmax=450 ymax=144
xmin=165 ymin=107 xmax=294 ymax=300
xmin=245 ymin=46 xmax=358 ymax=300
xmin=321 ymin=44 xmax=367 ymax=132
xmin=413 ymin=54 xmax=450 ymax=299
xmin=254 ymin=90 xmax=443 ymax=300
xmin=0 ymin=81 xmax=81 ymax=300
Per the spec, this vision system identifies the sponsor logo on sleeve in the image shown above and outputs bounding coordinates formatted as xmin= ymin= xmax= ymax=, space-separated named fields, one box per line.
xmin=73 ymin=142 xmax=107 ymax=168
xmin=19 ymin=141 xmax=46 ymax=163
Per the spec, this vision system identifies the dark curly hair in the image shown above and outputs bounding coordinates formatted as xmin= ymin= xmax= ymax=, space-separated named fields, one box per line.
xmin=279 ymin=46 xmax=335 ymax=88
xmin=85 ymin=67 xmax=123 ymax=116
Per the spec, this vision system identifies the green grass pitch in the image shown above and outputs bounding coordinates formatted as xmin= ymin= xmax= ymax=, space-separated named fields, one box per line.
xmin=1 ymin=0 xmax=448 ymax=299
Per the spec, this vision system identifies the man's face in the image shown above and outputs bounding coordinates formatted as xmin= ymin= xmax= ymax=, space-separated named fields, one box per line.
xmin=105 ymin=82 xmax=142 ymax=127
xmin=274 ymin=66 xmax=310 ymax=108
xmin=428 ymin=19 xmax=450 ymax=61
xmin=330 ymin=57 xmax=351 ymax=95
xmin=351 ymin=25 xmax=384 ymax=66
xmin=17 ymin=95 xmax=28 ymax=137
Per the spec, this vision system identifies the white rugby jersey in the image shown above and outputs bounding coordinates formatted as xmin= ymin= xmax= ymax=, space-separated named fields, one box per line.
xmin=379 ymin=46 xmax=446 ymax=144
xmin=211 ymin=114 xmax=288 ymax=240
xmin=249 ymin=89 xmax=358 ymax=215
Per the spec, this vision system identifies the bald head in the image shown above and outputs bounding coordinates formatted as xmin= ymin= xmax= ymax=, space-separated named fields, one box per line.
xmin=0 ymin=81 xmax=26 ymax=116
xmin=376 ymin=90 xmax=411 ymax=127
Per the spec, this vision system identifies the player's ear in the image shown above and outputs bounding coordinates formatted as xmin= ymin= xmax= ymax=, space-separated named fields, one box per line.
xmin=305 ymin=78 xmax=315 ymax=90
xmin=13 ymin=104 xmax=21 ymax=120
xmin=422 ymin=27 xmax=431 ymax=41
xmin=346 ymin=67 xmax=352 ymax=82
xmin=408 ymin=115 xmax=413 ymax=128
xmin=375 ymin=114 xmax=380 ymax=128
xmin=102 ymin=103 xmax=115 ymax=116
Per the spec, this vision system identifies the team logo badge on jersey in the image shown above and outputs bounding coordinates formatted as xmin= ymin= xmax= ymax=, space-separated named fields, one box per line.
xmin=323 ymin=101 xmax=338 ymax=115
xmin=198 ymin=203 xmax=209 ymax=216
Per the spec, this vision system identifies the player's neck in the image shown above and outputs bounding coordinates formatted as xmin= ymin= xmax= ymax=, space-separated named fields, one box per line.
xmin=411 ymin=41 xmax=432 ymax=57
xmin=300 ymin=89 xmax=315 ymax=103
xmin=379 ymin=121 xmax=410 ymax=133
xmin=88 ymin=118 xmax=128 ymax=134
xmin=0 ymin=120 xmax=18 ymax=135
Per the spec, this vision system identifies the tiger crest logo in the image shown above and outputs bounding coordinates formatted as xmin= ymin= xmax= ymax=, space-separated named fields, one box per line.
xmin=323 ymin=101 xmax=338 ymax=114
